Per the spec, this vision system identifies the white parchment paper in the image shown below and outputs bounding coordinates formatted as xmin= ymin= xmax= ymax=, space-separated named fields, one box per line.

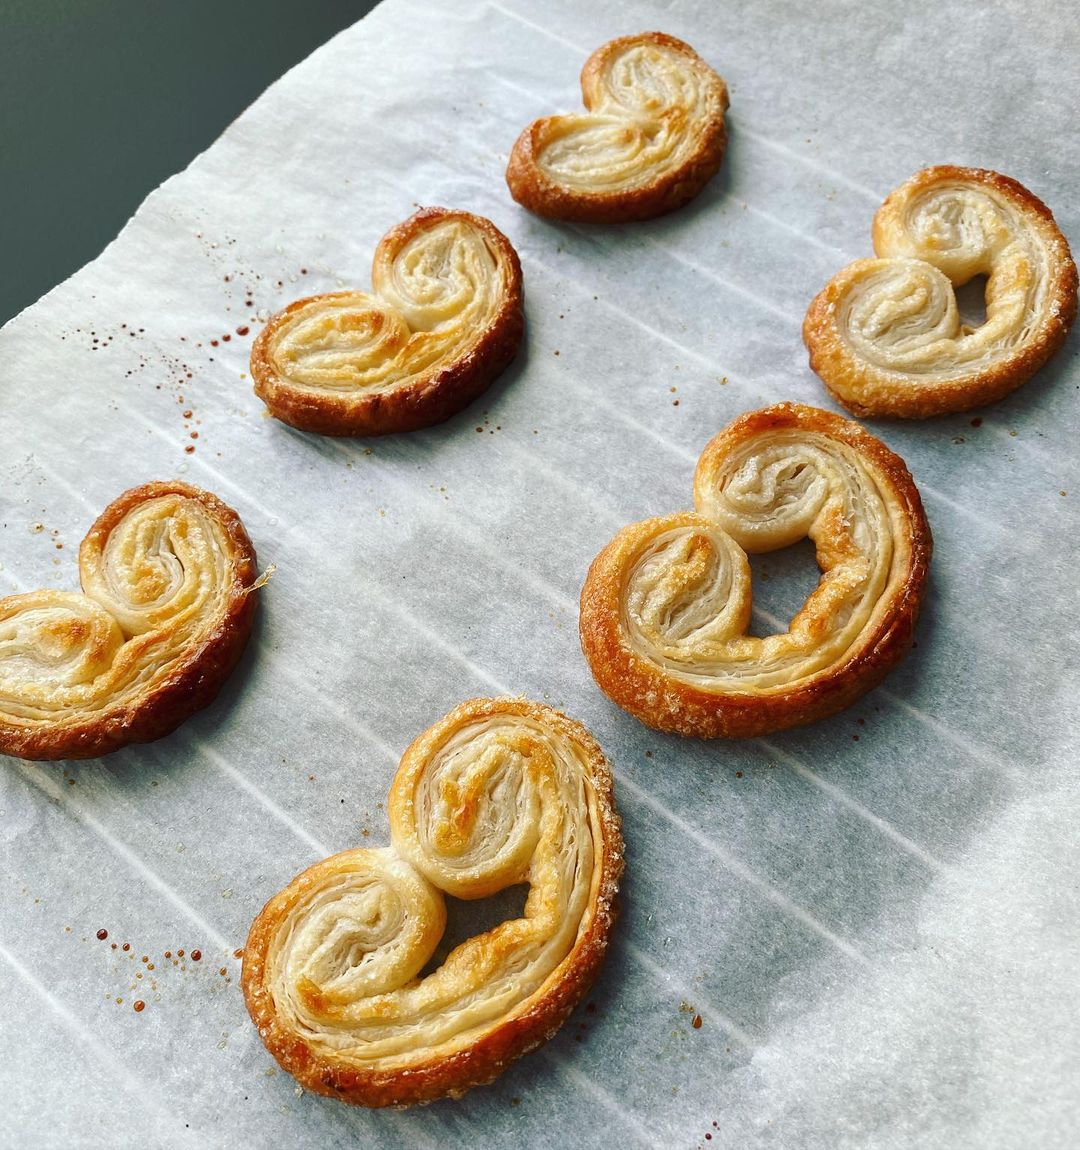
xmin=2 ymin=1 xmax=1079 ymax=1146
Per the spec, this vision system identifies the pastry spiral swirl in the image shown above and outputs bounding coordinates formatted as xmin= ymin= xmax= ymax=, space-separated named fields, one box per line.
xmin=506 ymin=33 xmax=729 ymax=223
xmin=804 ymin=167 xmax=1078 ymax=418
xmin=0 ymin=483 xmax=259 ymax=760
xmin=242 ymin=698 xmax=622 ymax=1108
xmin=579 ymin=404 xmax=931 ymax=738
xmin=251 ymin=208 xmax=524 ymax=436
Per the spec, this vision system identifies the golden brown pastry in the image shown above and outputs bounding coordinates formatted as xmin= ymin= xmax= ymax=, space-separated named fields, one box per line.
xmin=506 ymin=33 xmax=729 ymax=223
xmin=242 ymin=698 xmax=622 ymax=1108
xmin=0 ymin=483 xmax=259 ymax=761
xmin=251 ymin=208 xmax=524 ymax=436
xmin=804 ymin=167 xmax=1078 ymax=418
xmin=580 ymin=404 xmax=931 ymax=738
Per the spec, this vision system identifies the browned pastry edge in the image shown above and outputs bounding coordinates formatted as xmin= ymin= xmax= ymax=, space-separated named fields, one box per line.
xmin=241 ymin=697 xmax=624 ymax=1108
xmin=579 ymin=404 xmax=933 ymax=738
xmin=250 ymin=208 xmax=524 ymax=436
xmin=0 ymin=482 xmax=259 ymax=761
xmin=803 ymin=166 xmax=1079 ymax=419
xmin=505 ymin=32 xmax=729 ymax=224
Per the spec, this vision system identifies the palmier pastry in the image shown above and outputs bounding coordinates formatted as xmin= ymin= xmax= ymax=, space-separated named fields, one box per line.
xmin=242 ymin=698 xmax=622 ymax=1107
xmin=251 ymin=208 xmax=524 ymax=436
xmin=580 ymin=404 xmax=931 ymax=738
xmin=506 ymin=33 xmax=729 ymax=223
xmin=804 ymin=167 xmax=1078 ymax=418
xmin=0 ymin=483 xmax=259 ymax=760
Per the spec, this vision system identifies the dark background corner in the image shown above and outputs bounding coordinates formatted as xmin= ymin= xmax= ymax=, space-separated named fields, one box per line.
xmin=0 ymin=0 xmax=377 ymax=325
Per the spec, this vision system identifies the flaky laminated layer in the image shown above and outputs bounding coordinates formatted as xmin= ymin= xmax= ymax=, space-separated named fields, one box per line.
xmin=506 ymin=33 xmax=729 ymax=223
xmin=251 ymin=208 xmax=524 ymax=435
xmin=0 ymin=483 xmax=259 ymax=760
xmin=804 ymin=167 xmax=1078 ymax=418
xmin=242 ymin=698 xmax=623 ymax=1108
xmin=579 ymin=404 xmax=932 ymax=738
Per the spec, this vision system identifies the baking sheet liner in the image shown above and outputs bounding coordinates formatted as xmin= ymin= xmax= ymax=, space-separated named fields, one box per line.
xmin=2 ymin=1 xmax=1078 ymax=1146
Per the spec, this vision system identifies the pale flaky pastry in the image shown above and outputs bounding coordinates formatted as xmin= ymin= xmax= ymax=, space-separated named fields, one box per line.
xmin=242 ymin=698 xmax=623 ymax=1108
xmin=0 ymin=483 xmax=260 ymax=761
xmin=804 ymin=167 xmax=1078 ymax=418
xmin=506 ymin=33 xmax=729 ymax=223
xmin=580 ymin=404 xmax=931 ymax=738
xmin=250 ymin=208 xmax=524 ymax=436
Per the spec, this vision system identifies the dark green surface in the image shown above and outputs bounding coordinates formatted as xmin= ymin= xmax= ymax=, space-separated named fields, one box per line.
xmin=1 ymin=1 xmax=374 ymax=325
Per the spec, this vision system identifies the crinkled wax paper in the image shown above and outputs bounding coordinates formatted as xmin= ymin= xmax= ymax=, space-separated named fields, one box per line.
xmin=2 ymin=1 xmax=1078 ymax=1146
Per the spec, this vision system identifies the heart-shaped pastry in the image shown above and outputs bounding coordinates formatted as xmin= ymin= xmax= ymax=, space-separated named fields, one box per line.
xmin=0 ymin=483 xmax=260 ymax=760
xmin=251 ymin=208 xmax=524 ymax=435
xmin=804 ymin=167 xmax=1078 ymax=418
xmin=580 ymin=404 xmax=932 ymax=738
xmin=506 ymin=33 xmax=729 ymax=223
xmin=242 ymin=697 xmax=622 ymax=1107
